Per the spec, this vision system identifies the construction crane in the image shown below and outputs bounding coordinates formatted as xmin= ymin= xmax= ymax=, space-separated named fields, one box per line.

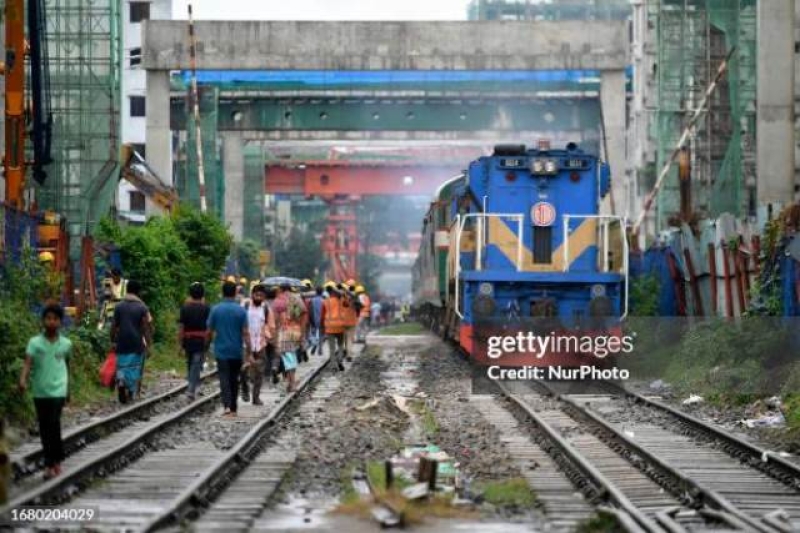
xmin=3 ymin=0 xmax=53 ymax=208
xmin=119 ymin=144 xmax=178 ymax=213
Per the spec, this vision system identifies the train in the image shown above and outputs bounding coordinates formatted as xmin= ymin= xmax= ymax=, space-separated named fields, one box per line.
xmin=412 ymin=142 xmax=629 ymax=365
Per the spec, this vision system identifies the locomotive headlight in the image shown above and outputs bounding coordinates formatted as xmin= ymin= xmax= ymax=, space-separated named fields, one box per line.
xmin=544 ymin=159 xmax=558 ymax=174
xmin=479 ymin=282 xmax=494 ymax=296
xmin=531 ymin=159 xmax=545 ymax=174
xmin=590 ymin=284 xmax=606 ymax=298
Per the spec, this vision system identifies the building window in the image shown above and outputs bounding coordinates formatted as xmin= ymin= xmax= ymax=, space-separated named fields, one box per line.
xmin=130 ymin=2 xmax=150 ymax=23
xmin=129 ymin=191 xmax=146 ymax=213
xmin=129 ymin=96 xmax=146 ymax=117
xmin=132 ymin=143 xmax=146 ymax=159
xmin=129 ymin=47 xmax=141 ymax=67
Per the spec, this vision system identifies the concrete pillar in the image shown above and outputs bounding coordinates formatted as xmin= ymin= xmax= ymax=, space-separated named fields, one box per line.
xmin=222 ymin=132 xmax=244 ymax=240
xmin=145 ymin=70 xmax=172 ymax=187
xmin=757 ymin=0 xmax=795 ymax=209
xmin=600 ymin=69 xmax=627 ymax=217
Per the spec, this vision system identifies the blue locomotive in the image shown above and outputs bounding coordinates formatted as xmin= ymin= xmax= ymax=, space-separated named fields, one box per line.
xmin=412 ymin=142 xmax=628 ymax=365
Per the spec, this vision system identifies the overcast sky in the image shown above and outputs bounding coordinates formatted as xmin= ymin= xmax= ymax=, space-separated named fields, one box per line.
xmin=171 ymin=0 xmax=472 ymax=20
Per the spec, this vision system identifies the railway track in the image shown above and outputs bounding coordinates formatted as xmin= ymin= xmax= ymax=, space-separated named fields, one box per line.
xmin=493 ymin=376 xmax=800 ymax=532
xmin=0 ymin=357 xmax=330 ymax=531
xmin=10 ymin=370 xmax=218 ymax=485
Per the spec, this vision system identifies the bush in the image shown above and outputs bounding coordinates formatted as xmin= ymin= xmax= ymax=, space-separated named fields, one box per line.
xmin=96 ymin=205 xmax=232 ymax=342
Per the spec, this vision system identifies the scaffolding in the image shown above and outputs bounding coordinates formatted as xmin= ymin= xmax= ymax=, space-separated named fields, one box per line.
xmin=37 ymin=0 xmax=121 ymax=246
xmin=649 ymin=0 xmax=757 ymax=226
xmin=467 ymin=0 xmax=632 ymax=21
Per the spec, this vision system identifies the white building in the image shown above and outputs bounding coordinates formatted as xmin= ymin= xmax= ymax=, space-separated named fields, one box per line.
xmin=117 ymin=0 xmax=174 ymax=223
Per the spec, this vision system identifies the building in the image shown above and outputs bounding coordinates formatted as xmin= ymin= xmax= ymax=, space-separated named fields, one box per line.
xmin=117 ymin=0 xmax=174 ymax=223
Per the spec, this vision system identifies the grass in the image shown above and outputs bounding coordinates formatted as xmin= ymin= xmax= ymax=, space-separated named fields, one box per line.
xmin=366 ymin=460 xmax=413 ymax=491
xmin=410 ymin=400 xmax=439 ymax=437
xmin=476 ymin=478 xmax=536 ymax=508
xmin=339 ymin=466 xmax=361 ymax=505
xmin=336 ymin=460 xmax=477 ymax=524
xmin=576 ymin=513 xmax=625 ymax=533
xmin=145 ymin=340 xmax=183 ymax=376
xmin=378 ymin=322 xmax=427 ymax=336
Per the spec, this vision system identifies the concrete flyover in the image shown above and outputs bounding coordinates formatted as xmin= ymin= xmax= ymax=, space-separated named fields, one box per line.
xmin=142 ymin=20 xmax=630 ymax=238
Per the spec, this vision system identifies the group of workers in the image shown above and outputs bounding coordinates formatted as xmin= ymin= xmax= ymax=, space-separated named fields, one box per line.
xmin=15 ymin=269 xmax=376 ymax=480
xmin=180 ymin=275 xmax=374 ymax=415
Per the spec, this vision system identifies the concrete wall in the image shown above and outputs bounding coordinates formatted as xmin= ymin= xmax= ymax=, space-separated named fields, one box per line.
xmin=758 ymin=0 xmax=796 ymax=207
xmin=142 ymin=20 xmax=629 ymax=71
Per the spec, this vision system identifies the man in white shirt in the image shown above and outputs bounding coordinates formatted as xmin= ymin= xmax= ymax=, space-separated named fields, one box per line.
xmin=242 ymin=284 xmax=273 ymax=406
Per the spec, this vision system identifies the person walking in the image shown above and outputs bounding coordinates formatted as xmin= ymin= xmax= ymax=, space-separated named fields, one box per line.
xmin=207 ymin=281 xmax=250 ymax=417
xmin=272 ymin=283 xmax=306 ymax=391
xmin=111 ymin=280 xmax=152 ymax=404
xmin=307 ymin=286 xmax=325 ymax=355
xmin=355 ymin=285 xmax=371 ymax=342
xmin=178 ymin=282 xmax=210 ymax=400
xmin=340 ymin=283 xmax=359 ymax=362
xmin=243 ymin=284 xmax=273 ymax=405
xmin=19 ymin=303 xmax=72 ymax=479
xmin=321 ymin=282 xmax=347 ymax=371
xmin=264 ymin=286 xmax=280 ymax=384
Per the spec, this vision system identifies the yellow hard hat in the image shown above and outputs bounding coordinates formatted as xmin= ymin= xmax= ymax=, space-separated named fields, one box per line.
xmin=324 ymin=281 xmax=336 ymax=289
xmin=302 ymin=279 xmax=313 ymax=288
xmin=226 ymin=275 xmax=236 ymax=283
xmin=38 ymin=251 xmax=55 ymax=263
xmin=239 ymin=277 xmax=248 ymax=285
xmin=346 ymin=279 xmax=356 ymax=286
xmin=356 ymin=285 xmax=365 ymax=294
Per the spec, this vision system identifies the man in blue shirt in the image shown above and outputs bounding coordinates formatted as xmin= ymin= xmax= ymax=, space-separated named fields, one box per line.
xmin=207 ymin=281 xmax=250 ymax=417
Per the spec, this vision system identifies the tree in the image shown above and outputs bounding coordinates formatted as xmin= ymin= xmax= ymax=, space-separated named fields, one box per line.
xmin=171 ymin=205 xmax=233 ymax=283
xmin=233 ymin=239 xmax=262 ymax=280
xmin=273 ymin=227 xmax=327 ymax=280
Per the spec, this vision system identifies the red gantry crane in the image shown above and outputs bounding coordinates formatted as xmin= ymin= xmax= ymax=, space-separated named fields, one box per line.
xmin=264 ymin=151 xmax=479 ymax=282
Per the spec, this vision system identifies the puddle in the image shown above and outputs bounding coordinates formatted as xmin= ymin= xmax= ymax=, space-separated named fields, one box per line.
xmin=259 ymin=494 xmax=339 ymax=530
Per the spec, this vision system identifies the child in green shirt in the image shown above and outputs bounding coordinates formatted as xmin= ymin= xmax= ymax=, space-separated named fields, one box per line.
xmin=19 ymin=303 xmax=72 ymax=479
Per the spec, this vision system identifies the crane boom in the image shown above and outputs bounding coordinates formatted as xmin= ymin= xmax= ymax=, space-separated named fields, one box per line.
xmin=119 ymin=144 xmax=178 ymax=213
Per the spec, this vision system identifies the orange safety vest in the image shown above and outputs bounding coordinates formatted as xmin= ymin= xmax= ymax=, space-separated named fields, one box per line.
xmin=323 ymin=296 xmax=347 ymax=334
xmin=342 ymin=294 xmax=359 ymax=328
xmin=359 ymin=294 xmax=371 ymax=318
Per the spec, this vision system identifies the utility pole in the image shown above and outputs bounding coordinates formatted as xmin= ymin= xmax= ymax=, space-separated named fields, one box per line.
xmin=187 ymin=3 xmax=207 ymax=213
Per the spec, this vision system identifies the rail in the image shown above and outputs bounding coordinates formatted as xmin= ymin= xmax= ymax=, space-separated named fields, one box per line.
xmin=12 ymin=370 xmax=218 ymax=481
xmin=140 ymin=356 xmax=330 ymax=531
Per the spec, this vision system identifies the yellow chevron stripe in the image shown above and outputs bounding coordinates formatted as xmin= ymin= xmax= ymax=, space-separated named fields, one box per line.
xmin=487 ymin=217 xmax=597 ymax=271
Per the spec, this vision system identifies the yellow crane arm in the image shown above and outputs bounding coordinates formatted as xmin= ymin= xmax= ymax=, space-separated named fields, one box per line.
xmin=119 ymin=144 xmax=178 ymax=212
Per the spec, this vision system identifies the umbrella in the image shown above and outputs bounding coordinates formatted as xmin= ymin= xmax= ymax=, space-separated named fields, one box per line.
xmin=261 ymin=276 xmax=305 ymax=288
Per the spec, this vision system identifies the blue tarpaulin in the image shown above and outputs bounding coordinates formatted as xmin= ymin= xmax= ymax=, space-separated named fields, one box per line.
xmin=631 ymin=246 xmax=685 ymax=316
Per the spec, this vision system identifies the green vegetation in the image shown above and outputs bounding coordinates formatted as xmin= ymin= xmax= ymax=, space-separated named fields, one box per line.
xmin=409 ymin=400 xmax=439 ymax=437
xmin=629 ymin=273 xmax=660 ymax=316
xmin=339 ymin=466 xmax=361 ymax=505
xmin=231 ymin=239 xmax=263 ymax=281
xmin=0 ymin=257 xmax=111 ymax=424
xmin=366 ymin=460 xmax=413 ymax=491
xmin=97 ymin=206 xmax=231 ymax=339
xmin=625 ymin=317 xmax=800 ymax=428
xmin=476 ymin=478 xmax=536 ymax=508
xmin=379 ymin=322 xmax=427 ymax=336
xmin=273 ymin=227 xmax=326 ymax=282
xmin=576 ymin=514 xmax=625 ymax=533
xmin=1 ymin=206 xmax=232 ymax=428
